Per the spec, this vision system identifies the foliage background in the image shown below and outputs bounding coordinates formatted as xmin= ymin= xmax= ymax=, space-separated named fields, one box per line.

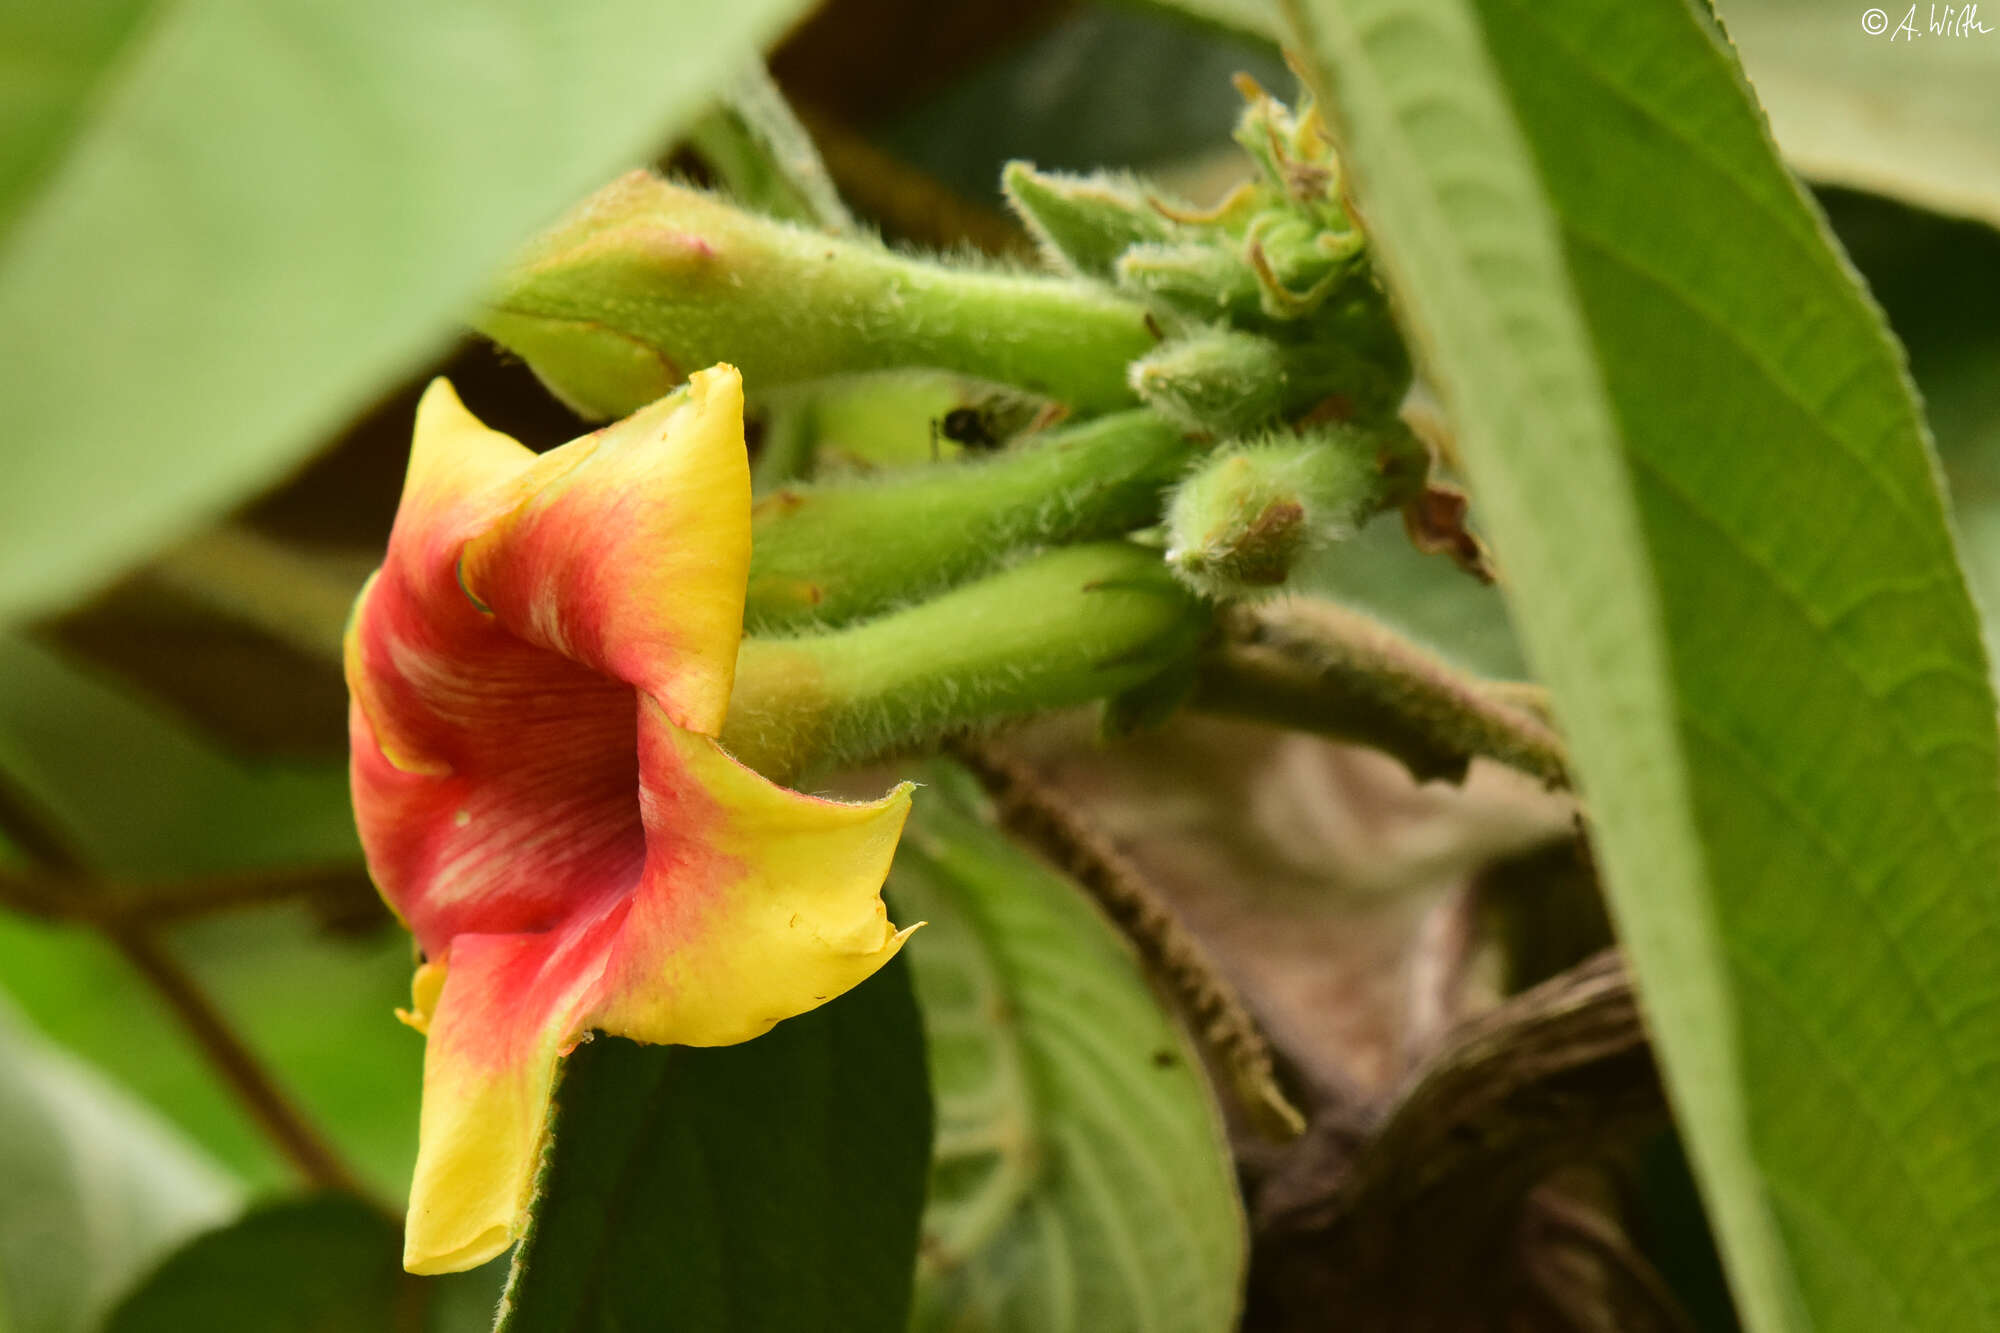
xmin=2 ymin=1 xmax=1997 ymax=1330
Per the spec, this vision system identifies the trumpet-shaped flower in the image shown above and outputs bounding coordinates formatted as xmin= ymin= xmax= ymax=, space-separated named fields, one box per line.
xmin=345 ymin=365 xmax=915 ymax=1275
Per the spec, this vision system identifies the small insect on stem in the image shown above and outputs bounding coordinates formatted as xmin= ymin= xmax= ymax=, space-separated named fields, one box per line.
xmin=941 ymin=405 xmax=1003 ymax=451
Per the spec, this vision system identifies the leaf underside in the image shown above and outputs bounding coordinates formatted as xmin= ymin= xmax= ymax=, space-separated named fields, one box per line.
xmin=1285 ymin=0 xmax=2000 ymax=1329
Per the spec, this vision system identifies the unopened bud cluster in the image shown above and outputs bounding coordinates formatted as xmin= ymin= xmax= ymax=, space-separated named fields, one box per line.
xmin=1005 ymin=78 xmax=1410 ymax=436
xmin=466 ymin=72 xmax=1435 ymax=645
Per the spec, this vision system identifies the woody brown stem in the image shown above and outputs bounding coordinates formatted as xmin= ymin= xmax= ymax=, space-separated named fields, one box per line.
xmin=1246 ymin=950 xmax=1670 ymax=1331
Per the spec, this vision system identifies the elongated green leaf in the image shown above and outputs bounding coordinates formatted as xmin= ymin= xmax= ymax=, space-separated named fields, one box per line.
xmin=0 ymin=0 xmax=810 ymax=626
xmin=497 ymin=959 xmax=932 ymax=1333
xmin=0 ymin=998 xmax=240 ymax=1333
xmin=1284 ymin=1 xmax=2000 ymax=1331
xmin=1719 ymin=0 xmax=2000 ymax=231
xmin=891 ymin=765 xmax=1245 ymax=1333
xmin=105 ymin=1195 xmax=501 ymax=1333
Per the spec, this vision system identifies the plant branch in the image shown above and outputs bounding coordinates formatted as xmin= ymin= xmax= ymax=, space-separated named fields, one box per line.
xmin=0 ymin=861 xmax=378 ymax=929
xmin=948 ymin=738 xmax=1308 ymax=1141
xmin=1245 ymin=950 xmax=1669 ymax=1330
xmin=0 ymin=767 xmax=368 ymax=1195
xmin=1191 ymin=599 xmax=1569 ymax=787
xmin=106 ymin=925 xmax=362 ymax=1194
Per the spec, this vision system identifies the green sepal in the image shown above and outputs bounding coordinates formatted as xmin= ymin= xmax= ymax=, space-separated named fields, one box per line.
xmin=1001 ymin=161 xmax=1181 ymax=280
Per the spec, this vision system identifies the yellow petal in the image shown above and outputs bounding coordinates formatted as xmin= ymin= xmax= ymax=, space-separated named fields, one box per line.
xmin=395 ymin=959 xmax=449 ymax=1034
xmin=401 ymin=925 xmax=611 ymax=1275
xmin=590 ymin=700 xmax=918 ymax=1047
xmin=402 ymin=379 xmax=541 ymax=532
xmin=457 ymin=364 xmax=751 ymax=737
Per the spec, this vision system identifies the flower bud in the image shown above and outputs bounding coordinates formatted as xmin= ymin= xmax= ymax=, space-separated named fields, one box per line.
xmin=1129 ymin=328 xmax=1292 ymax=436
xmin=1165 ymin=431 xmax=1415 ymax=598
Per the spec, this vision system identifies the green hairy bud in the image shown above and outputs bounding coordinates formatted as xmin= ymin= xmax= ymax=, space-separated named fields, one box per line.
xmin=1115 ymin=243 xmax=1265 ymax=325
xmin=1165 ymin=429 xmax=1423 ymax=598
xmin=1129 ymin=328 xmax=1293 ymax=436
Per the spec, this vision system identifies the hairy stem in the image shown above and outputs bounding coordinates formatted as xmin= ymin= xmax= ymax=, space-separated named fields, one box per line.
xmin=746 ymin=409 xmax=1198 ymax=631
xmin=1192 ymin=601 xmax=1568 ymax=787
xmin=724 ymin=542 xmax=1206 ymax=782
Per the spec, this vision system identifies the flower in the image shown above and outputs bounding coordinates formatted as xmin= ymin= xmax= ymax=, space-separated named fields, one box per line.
xmin=344 ymin=365 xmax=915 ymax=1275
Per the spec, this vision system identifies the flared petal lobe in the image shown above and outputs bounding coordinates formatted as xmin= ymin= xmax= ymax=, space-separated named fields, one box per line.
xmin=595 ymin=701 xmax=917 ymax=1047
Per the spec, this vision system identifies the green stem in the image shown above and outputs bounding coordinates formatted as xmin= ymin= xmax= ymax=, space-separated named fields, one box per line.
xmin=476 ymin=174 xmax=1158 ymax=421
xmin=723 ymin=543 xmax=1206 ymax=782
xmin=746 ymin=410 xmax=1198 ymax=631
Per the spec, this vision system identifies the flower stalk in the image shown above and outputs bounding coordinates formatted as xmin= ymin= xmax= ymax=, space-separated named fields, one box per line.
xmin=745 ymin=409 xmax=1199 ymax=631
xmin=724 ymin=542 xmax=1209 ymax=783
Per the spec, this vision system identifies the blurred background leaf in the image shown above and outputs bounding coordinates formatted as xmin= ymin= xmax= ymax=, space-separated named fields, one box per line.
xmin=104 ymin=1194 xmax=502 ymax=1333
xmin=0 ymin=998 xmax=240 ymax=1333
xmin=0 ymin=0 xmax=816 ymax=626
xmin=891 ymin=763 xmax=1246 ymax=1333
xmin=0 ymin=635 xmax=421 ymax=1193
xmin=1719 ymin=0 xmax=2000 ymax=231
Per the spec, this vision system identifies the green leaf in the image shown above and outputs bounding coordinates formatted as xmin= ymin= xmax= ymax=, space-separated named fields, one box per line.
xmin=0 ymin=0 xmax=147 ymax=238
xmin=0 ymin=635 xmax=423 ymax=1193
xmin=1718 ymin=0 xmax=2000 ymax=231
xmin=891 ymin=764 xmax=1246 ymax=1333
xmin=0 ymin=906 xmax=427 ymax=1196
xmin=497 ymin=958 xmax=932 ymax=1333
xmin=1284 ymin=1 xmax=2000 ymax=1331
xmin=0 ymin=998 xmax=240 ymax=1333
xmin=0 ymin=0 xmax=812 ymax=626
xmin=0 ymin=634 xmax=355 ymax=878
xmin=104 ymin=1194 xmax=502 ymax=1333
